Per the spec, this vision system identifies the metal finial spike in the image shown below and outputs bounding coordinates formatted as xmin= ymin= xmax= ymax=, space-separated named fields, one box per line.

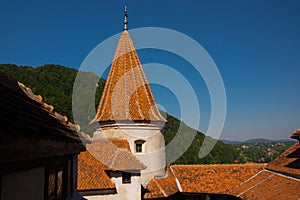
xmin=123 ymin=6 xmax=128 ymax=30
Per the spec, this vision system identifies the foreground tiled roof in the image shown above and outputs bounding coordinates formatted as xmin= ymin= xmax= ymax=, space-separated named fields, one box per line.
xmin=266 ymin=142 xmax=300 ymax=177
xmin=235 ymin=169 xmax=300 ymax=200
xmin=143 ymin=164 xmax=265 ymax=198
xmin=90 ymin=30 xmax=166 ymax=124
xmin=78 ymin=139 xmax=146 ymax=191
xmin=171 ymin=164 xmax=265 ymax=195
xmin=144 ymin=167 xmax=179 ymax=199
xmin=0 ymin=72 xmax=85 ymax=144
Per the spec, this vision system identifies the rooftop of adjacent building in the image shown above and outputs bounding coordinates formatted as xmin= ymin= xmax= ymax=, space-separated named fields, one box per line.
xmin=144 ymin=163 xmax=266 ymax=199
xmin=77 ymin=138 xmax=146 ymax=191
xmin=78 ymin=134 xmax=300 ymax=199
xmin=144 ymin=131 xmax=300 ymax=199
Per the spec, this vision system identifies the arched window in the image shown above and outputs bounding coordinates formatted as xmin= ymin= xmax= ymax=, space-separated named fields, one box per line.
xmin=135 ymin=140 xmax=145 ymax=153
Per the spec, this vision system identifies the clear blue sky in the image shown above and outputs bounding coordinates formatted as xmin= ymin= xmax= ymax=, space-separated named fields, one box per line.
xmin=1 ymin=0 xmax=299 ymax=141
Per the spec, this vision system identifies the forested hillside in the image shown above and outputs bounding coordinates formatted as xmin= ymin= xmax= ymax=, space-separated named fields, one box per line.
xmin=0 ymin=64 xmax=239 ymax=164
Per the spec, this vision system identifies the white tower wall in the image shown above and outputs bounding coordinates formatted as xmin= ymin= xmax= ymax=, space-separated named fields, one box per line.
xmin=93 ymin=122 xmax=166 ymax=185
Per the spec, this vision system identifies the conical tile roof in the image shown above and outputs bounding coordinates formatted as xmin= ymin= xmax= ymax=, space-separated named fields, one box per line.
xmin=90 ymin=30 xmax=166 ymax=124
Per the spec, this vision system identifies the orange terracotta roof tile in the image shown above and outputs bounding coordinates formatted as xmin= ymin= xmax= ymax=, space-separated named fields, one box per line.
xmin=88 ymin=139 xmax=146 ymax=171
xmin=235 ymin=169 xmax=300 ymax=199
xmin=171 ymin=164 xmax=265 ymax=195
xmin=78 ymin=139 xmax=146 ymax=191
xmin=234 ymin=140 xmax=300 ymax=199
xmin=144 ymin=164 xmax=266 ymax=198
xmin=291 ymin=129 xmax=300 ymax=140
xmin=266 ymin=142 xmax=300 ymax=177
xmin=143 ymin=178 xmax=165 ymax=199
xmin=108 ymin=138 xmax=131 ymax=151
xmin=90 ymin=30 xmax=166 ymax=124
xmin=78 ymin=150 xmax=115 ymax=191
xmin=144 ymin=167 xmax=179 ymax=199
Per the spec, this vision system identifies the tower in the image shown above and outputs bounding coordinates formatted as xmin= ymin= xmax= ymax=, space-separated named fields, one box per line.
xmin=90 ymin=7 xmax=166 ymax=185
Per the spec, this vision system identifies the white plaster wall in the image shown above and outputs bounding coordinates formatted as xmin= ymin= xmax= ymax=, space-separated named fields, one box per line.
xmin=83 ymin=194 xmax=119 ymax=200
xmin=93 ymin=123 xmax=166 ymax=185
xmin=1 ymin=167 xmax=44 ymax=200
xmin=83 ymin=172 xmax=141 ymax=200
xmin=111 ymin=172 xmax=141 ymax=200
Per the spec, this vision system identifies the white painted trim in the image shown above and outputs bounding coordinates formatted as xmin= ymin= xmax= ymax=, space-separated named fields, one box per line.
xmin=169 ymin=166 xmax=182 ymax=193
xmin=237 ymin=169 xmax=300 ymax=197
xmin=237 ymin=171 xmax=274 ymax=197
xmin=237 ymin=169 xmax=264 ymax=187
xmin=264 ymin=169 xmax=300 ymax=181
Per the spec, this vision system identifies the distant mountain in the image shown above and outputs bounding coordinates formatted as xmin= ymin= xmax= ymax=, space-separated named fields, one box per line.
xmin=244 ymin=138 xmax=292 ymax=143
xmin=0 ymin=64 xmax=239 ymax=165
xmin=222 ymin=138 xmax=293 ymax=144
xmin=221 ymin=140 xmax=243 ymax=145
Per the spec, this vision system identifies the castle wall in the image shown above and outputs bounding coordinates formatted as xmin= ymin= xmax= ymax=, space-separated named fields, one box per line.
xmin=83 ymin=171 xmax=141 ymax=200
xmin=93 ymin=122 xmax=166 ymax=185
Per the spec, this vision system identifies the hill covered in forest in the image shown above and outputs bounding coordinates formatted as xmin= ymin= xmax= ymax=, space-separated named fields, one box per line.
xmin=0 ymin=64 xmax=239 ymax=164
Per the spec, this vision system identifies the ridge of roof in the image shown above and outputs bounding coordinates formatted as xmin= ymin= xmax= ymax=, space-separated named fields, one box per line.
xmin=169 ymin=165 xmax=182 ymax=192
xmin=17 ymin=80 xmax=82 ymax=134
xmin=234 ymin=169 xmax=300 ymax=199
xmin=171 ymin=164 xmax=265 ymax=195
xmin=236 ymin=170 xmax=275 ymax=197
xmin=144 ymin=164 xmax=265 ymax=199
xmin=143 ymin=177 xmax=165 ymax=198
xmin=233 ymin=139 xmax=300 ymax=199
xmin=264 ymin=169 xmax=300 ymax=181
xmin=153 ymin=178 xmax=168 ymax=197
xmin=0 ymin=71 xmax=87 ymax=144
xmin=234 ymin=169 xmax=265 ymax=191
xmin=91 ymin=30 xmax=166 ymax=124
xmin=144 ymin=166 xmax=179 ymax=199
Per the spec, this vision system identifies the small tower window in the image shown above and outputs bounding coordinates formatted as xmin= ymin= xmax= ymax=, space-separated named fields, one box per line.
xmin=136 ymin=143 xmax=142 ymax=152
xmin=122 ymin=172 xmax=131 ymax=184
xmin=135 ymin=140 xmax=145 ymax=153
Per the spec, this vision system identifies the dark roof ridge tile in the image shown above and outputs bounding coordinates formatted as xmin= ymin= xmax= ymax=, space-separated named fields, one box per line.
xmin=17 ymin=80 xmax=84 ymax=135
